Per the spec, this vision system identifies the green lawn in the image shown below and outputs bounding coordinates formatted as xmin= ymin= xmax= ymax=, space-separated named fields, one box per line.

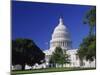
xmin=11 ymin=67 xmax=96 ymax=75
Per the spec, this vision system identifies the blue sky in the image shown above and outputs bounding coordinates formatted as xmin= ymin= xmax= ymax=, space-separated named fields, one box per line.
xmin=12 ymin=1 xmax=95 ymax=50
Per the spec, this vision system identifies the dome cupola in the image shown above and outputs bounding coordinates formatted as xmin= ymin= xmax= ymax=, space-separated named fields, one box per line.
xmin=50 ymin=16 xmax=72 ymax=52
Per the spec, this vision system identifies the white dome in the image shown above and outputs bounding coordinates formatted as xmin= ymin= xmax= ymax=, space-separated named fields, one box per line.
xmin=50 ymin=17 xmax=72 ymax=52
xmin=52 ymin=17 xmax=70 ymax=41
xmin=54 ymin=23 xmax=67 ymax=32
xmin=54 ymin=17 xmax=67 ymax=31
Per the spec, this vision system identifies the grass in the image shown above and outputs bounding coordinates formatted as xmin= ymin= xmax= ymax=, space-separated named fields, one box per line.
xmin=11 ymin=67 xmax=96 ymax=75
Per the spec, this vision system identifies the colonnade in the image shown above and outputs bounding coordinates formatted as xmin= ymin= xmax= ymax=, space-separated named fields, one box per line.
xmin=50 ymin=41 xmax=71 ymax=48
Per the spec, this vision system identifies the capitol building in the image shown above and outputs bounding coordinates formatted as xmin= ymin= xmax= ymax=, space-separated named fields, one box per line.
xmin=29 ymin=16 xmax=95 ymax=69
xmin=12 ymin=17 xmax=95 ymax=70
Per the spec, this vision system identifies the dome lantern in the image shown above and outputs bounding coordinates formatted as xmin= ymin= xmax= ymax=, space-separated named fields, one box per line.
xmin=59 ymin=16 xmax=64 ymax=25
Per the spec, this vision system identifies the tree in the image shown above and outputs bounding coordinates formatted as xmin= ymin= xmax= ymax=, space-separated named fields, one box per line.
xmin=85 ymin=35 xmax=96 ymax=61
xmin=77 ymin=35 xmax=96 ymax=66
xmin=77 ymin=7 xmax=96 ymax=66
xmin=12 ymin=38 xmax=45 ymax=70
xmin=83 ymin=7 xmax=96 ymax=36
xmin=49 ymin=47 xmax=70 ymax=67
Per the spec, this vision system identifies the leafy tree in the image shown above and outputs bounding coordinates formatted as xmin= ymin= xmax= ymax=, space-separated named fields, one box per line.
xmin=77 ymin=7 xmax=96 ymax=66
xmin=49 ymin=47 xmax=70 ymax=67
xmin=77 ymin=35 xmax=96 ymax=66
xmin=86 ymin=35 xmax=96 ymax=61
xmin=12 ymin=38 xmax=45 ymax=70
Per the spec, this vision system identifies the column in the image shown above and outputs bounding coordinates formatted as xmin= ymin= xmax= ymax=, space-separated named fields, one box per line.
xmin=63 ymin=41 xmax=64 ymax=47
xmin=61 ymin=41 xmax=62 ymax=46
xmin=64 ymin=41 xmax=65 ymax=47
